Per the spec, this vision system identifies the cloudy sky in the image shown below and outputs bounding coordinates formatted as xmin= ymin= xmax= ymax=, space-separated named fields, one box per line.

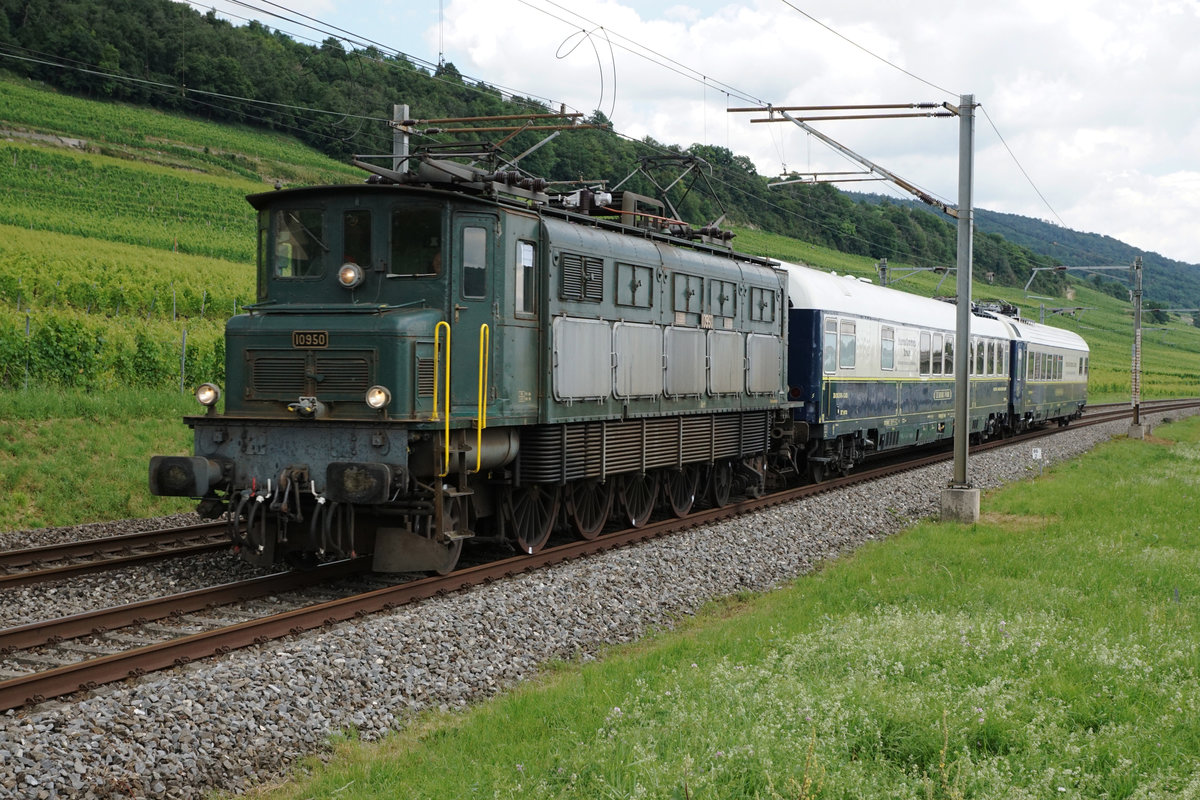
xmin=192 ymin=0 xmax=1200 ymax=264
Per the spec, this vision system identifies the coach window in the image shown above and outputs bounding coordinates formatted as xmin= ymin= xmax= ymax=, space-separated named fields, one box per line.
xmin=881 ymin=326 xmax=895 ymax=370
xmin=976 ymin=340 xmax=985 ymax=376
xmin=931 ymin=333 xmax=944 ymax=375
xmin=1002 ymin=346 xmax=1009 ymax=376
xmin=945 ymin=335 xmax=954 ymax=376
xmin=839 ymin=320 xmax=856 ymax=369
xmin=919 ymin=331 xmax=932 ymax=375
xmin=461 ymin=226 xmax=487 ymax=298
xmin=823 ymin=319 xmax=838 ymax=374
xmin=986 ymin=341 xmax=995 ymax=376
xmin=516 ymin=240 xmax=536 ymax=316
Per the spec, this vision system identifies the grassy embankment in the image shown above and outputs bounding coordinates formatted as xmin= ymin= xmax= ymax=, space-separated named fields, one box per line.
xmin=250 ymin=415 xmax=1200 ymax=800
xmin=0 ymin=74 xmax=1197 ymax=529
xmin=0 ymin=76 xmax=355 ymax=529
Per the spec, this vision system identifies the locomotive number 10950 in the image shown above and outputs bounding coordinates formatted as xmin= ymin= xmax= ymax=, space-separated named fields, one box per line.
xmin=292 ymin=330 xmax=328 ymax=348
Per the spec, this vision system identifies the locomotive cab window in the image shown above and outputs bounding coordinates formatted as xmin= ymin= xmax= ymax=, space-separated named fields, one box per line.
xmin=389 ymin=206 xmax=442 ymax=276
xmin=461 ymin=226 xmax=487 ymax=298
xmin=342 ymin=209 xmax=371 ymax=267
xmin=272 ymin=208 xmax=327 ymax=278
xmin=516 ymin=240 xmax=536 ymax=316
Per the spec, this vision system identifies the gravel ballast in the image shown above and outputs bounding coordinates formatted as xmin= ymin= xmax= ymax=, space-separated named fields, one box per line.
xmin=0 ymin=415 xmax=1186 ymax=799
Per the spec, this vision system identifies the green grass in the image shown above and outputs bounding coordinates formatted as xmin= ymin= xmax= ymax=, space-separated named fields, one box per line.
xmin=0 ymin=389 xmax=196 ymax=529
xmin=245 ymin=416 xmax=1200 ymax=799
xmin=0 ymin=76 xmax=359 ymax=186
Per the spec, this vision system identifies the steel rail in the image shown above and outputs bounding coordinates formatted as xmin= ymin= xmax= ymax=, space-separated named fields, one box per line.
xmin=0 ymin=521 xmax=229 ymax=569
xmin=0 ymin=398 xmax=1194 ymax=711
xmin=0 ymin=557 xmax=371 ymax=653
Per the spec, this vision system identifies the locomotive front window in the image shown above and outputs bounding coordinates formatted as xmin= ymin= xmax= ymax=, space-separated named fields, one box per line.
xmin=274 ymin=208 xmax=328 ymax=278
xmin=390 ymin=206 xmax=442 ymax=276
xmin=343 ymin=209 xmax=371 ymax=266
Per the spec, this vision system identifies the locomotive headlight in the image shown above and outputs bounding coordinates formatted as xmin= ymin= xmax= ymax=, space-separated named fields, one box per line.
xmin=365 ymin=385 xmax=392 ymax=410
xmin=337 ymin=262 xmax=364 ymax=289
xmin=195 ymin=382 xmax=221 ymax=407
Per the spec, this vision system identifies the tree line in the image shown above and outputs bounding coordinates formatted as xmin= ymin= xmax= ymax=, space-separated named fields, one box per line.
xmin=0 ymin=0 xmax=1073 ymax=293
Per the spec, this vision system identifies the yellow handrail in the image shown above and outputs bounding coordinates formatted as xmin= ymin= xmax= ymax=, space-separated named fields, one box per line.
xmin=474 ymin=323 xmax=490 ymax=473
xmin=432 ymin=320 xmax=450 ymax=477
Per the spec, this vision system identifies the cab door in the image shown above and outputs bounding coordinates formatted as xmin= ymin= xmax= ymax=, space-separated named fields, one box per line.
xmin=449 ymin=213 xmax=498 ymax=417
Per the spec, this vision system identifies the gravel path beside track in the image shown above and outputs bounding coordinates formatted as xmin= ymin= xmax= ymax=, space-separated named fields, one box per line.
xmin=0 ymin=414 xmax=1186 ymax=799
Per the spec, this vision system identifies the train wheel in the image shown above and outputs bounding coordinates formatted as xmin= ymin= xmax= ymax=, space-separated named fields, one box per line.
xmin=663 ymin=465 xmax=700 ymax=518
xmin=433 ymin=496 xmax=466 ymax=575
xmin=567 ymin=479 xmax=613 ymax=540
xmin=808 ymin=461 xmax=826 ymax=484
xmin=618 ymin=471 xmax=659 ymax=528
xmin=504 ymin=484 xmax=560 ymax=554
xmin=708 ymin=460 xmax=733 ymax=508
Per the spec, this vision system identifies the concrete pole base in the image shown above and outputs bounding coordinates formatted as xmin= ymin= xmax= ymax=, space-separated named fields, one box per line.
xmin=940 ymin=487 xmax=980 ymax=524
xmin=1128 ymin=423 xmax=1149 ymax=440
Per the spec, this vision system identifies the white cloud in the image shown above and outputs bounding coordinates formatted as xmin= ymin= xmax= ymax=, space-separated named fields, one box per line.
xmin=201 ymin=0 xmax=1200 ymax=263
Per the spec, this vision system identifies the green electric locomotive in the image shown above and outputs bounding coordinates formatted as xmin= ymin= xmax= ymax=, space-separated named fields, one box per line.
xmin=150 ymin=153 xmax=791 ymax=573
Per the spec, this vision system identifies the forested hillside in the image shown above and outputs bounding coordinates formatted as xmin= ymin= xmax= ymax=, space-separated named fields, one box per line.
xmin=3 ymin=0 xmax=1194 ymax=304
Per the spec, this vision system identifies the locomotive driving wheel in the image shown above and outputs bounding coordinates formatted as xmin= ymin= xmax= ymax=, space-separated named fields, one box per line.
xmin=566 ymin=479 xmax=614 ymax=540
xmin=663 ymin=465 xmax=701 ymax=517
xmin=708 ymin=460 xmax=733 ymax=507
xmin=503 ymin=483 xmax=560 ymax=554
xmin=618 ymin=471 xmax=659 ymax=528
xmin=432 ymin=496 xmax=466 ymax=575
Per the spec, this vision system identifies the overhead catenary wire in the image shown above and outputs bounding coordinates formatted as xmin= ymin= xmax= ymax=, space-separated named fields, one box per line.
xmin=2 ymin=5 xmax=976 ymax=271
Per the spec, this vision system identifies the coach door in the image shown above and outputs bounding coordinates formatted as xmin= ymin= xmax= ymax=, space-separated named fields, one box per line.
xmin=449 ymin=213 xmax=497 ymax=417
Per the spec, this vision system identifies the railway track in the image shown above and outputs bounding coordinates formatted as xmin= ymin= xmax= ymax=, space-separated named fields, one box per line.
xmin=0 ymin=521 xmax=231 ymax=589
xmin=0 ymin=397 xmax=1193 ymax=712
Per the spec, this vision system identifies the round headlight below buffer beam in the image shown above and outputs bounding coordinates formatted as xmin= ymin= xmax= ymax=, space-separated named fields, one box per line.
xmin=337 ymin=262 xmax=364 ymax=289
xmin=366 ymin=385 xmax=392 ymax=410
xmin=195 ymin=382 xmax=221 ymax=407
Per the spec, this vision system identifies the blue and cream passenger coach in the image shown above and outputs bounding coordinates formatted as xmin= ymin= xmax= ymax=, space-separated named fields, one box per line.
xmin=783 ymin=264 xmax=1088 ymax=480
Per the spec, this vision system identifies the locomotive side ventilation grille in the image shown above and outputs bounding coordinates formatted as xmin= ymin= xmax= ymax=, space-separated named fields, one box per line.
xmin=560 ymin=252 xmax=604 ymax=302
xmin=518 ymin=411 xmax=770 ymax=483
xmin=416 ymin=357 xmax=435 ymax=397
